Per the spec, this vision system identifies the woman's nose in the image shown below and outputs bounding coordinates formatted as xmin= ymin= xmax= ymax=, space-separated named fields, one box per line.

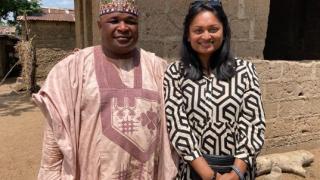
xmin=201 ymin=31 xmax=212 ymax=40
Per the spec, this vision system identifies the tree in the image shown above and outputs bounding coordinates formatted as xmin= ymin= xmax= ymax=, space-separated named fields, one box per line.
xmin=0 ymin=0 xmax=41 ymax=25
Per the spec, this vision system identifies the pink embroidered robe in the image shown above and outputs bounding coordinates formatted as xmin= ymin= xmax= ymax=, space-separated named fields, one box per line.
xmin=32 ymin=46 xmax=177 ymax=180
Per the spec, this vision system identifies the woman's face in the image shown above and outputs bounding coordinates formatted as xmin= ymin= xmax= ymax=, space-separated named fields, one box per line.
xmin=188 ymin=10 xmax=224 ymax=61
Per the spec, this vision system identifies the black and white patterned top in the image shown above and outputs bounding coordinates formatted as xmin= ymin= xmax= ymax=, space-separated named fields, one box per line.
xmin=164 ymin=59 xmax=265 ymax=180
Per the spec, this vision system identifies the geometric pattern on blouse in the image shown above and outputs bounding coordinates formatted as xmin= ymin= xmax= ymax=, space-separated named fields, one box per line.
xmin=164 ymin=59 xmax=266 ymax=180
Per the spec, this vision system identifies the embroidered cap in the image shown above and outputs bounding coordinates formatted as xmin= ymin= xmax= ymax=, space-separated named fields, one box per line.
xmin=100 ymin=0 xmax=139 ymax=16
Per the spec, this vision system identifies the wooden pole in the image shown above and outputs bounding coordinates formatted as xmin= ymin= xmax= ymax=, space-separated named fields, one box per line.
xmin=30 ymin=42 xmax=36 ymax=94
xmin=23 ymin=12 xmax=29 ymax=41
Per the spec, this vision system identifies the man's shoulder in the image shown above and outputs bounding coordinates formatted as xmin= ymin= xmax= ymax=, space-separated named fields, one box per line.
xmin=47 ymin=46 xmax=95 ymax=77
xmin=140 ymin=48 xmax=167 ymax=65
xmin=55 ymin=46 xmax=95 ymax=66
xmin=64 ymin=46 xmax=94 ymax=61
xmin=139 ymin=48 xmax=168 ymax=75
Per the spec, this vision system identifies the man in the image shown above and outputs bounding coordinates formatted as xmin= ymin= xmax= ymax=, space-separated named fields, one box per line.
xmin=33 ymin=0 xmax=177 ymax=179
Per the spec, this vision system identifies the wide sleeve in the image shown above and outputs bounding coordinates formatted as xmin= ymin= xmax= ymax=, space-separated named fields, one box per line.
xmin=164 ymin=62 xmax=202 ymax=162
xmin=32 ymin=51 xmax=84 ymax=180
xmin=38 ymin=122 xmax=63 ymax=180
xmin=235 ymin=62 xmax=266 ymax=169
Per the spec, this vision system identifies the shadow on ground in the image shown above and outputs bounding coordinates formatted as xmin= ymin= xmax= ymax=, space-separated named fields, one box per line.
xmin=0 ymin=91 xmax=36 ymax=117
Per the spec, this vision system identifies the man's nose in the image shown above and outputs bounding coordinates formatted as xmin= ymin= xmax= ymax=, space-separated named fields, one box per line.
xmin=117 ymin=21 xmax=129 ymax=32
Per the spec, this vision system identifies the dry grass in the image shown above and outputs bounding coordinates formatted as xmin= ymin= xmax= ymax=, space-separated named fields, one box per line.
xmin=15 ymin=39 xmax=36 ymax=92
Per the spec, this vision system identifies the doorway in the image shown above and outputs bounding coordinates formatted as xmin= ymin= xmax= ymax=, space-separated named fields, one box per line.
xmin=264 ymin=0 xmax=320 ymax=60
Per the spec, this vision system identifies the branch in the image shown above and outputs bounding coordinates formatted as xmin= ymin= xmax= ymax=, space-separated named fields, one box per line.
xmin=0 ymin=61 xmax=20 ymax=86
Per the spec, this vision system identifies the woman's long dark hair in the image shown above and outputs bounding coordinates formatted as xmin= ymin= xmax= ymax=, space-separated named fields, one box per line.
xmin=181 ymin=1 xmax=236 ymax=81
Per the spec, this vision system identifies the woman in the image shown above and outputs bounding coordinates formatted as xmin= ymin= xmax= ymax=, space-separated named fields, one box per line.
xmin=164 ymin=0 xmax=265 ymax=179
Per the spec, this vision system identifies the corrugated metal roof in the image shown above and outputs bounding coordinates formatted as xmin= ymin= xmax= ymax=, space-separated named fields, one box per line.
xmin=17 ymin=8 xmax=75 ymax=22
xmin=0 ymin=26 xmax=16 ymax=35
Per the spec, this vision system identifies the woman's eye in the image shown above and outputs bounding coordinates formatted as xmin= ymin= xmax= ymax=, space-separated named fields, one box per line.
xmin=194 ymin=29 xmax=203 ymax=34
xmin=209 ymin=28 xmax=218 ymax=33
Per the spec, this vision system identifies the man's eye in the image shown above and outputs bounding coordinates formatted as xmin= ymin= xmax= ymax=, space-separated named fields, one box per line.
xmin=125 ymin=20 xmax=138 ymax=25
xmin=108 ymin=19 xmax=119 ymax=24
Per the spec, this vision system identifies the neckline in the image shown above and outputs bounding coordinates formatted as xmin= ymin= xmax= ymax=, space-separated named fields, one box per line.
xmin=94 ymin=46 xmax=142 ymax=89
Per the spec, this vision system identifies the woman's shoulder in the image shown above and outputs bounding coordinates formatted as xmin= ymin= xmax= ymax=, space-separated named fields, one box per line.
xmin=234 ymin=57 xmax=256 ymax=72
xmin=234 ymin=57 xmax=253 ymax=67
xmin=166 ymin=61 xmax=184 ymax=74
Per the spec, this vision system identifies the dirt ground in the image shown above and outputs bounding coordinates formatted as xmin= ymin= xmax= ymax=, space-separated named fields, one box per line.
xmin=0 ymin=78 xmax=319 ymax=180
xmin=0 ymin=78 xmax=43 ymax=180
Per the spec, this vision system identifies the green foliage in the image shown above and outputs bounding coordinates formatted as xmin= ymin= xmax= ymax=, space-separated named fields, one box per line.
xmin=0 ymin=0 xmax=41 ymax=25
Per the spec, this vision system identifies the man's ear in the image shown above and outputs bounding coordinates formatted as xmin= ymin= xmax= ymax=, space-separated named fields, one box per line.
xmin=97 ymin=19 xmax=102 ymax=29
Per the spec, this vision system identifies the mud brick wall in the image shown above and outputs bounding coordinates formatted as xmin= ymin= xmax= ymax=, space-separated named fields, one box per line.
xmin=22 ymin=21 xmax=75 ymax=50
xmin=138 ymin=0 xmax=271 ymax=58
xmin=251 ymin=60 xmax=320 ymax=153
xmin=77 ymin=0 xmax=270 ymax=59
xmin=35 ymin=48 xmax=73 ymax=80
xmin=20 ymin=21 xmax=76 ymax=80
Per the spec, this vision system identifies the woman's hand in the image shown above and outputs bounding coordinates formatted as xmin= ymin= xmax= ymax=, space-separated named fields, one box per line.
xmin=216 ymin=172 xmax=239 ymax=180
xmin=190 ymin=157 xmax=214 ymax=180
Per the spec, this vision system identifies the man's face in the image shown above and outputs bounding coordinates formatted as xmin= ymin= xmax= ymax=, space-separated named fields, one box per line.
xmin=98 ymin=12 xmax=139 ymax=57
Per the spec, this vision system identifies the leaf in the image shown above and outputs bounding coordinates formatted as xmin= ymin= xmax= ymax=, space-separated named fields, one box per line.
xmin=0 ymin=0 xmax=41 ymax=25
